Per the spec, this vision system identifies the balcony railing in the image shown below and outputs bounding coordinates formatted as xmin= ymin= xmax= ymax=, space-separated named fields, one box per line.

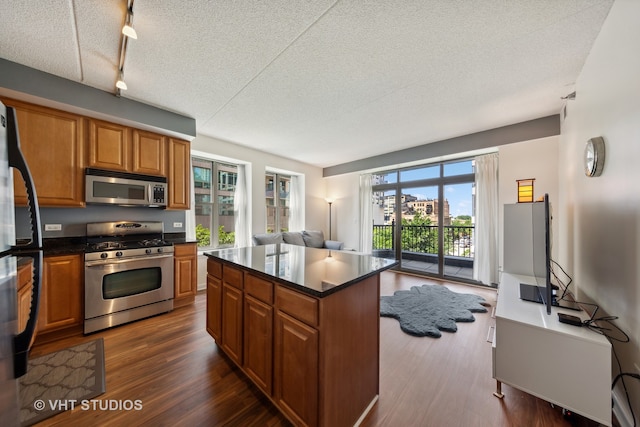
xmin=372 ymin=223 xmax=474 ymax=259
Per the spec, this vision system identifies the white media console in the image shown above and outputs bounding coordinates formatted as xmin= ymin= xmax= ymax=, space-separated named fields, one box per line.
xmin=492 ymin=272 xmax=611 ymax=425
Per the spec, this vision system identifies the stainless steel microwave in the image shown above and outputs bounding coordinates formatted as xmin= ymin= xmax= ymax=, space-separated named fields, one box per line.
xmin=85 ymin=168 xmax=167 ymax=208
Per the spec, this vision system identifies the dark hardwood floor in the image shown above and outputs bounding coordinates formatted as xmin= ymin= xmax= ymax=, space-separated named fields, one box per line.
xmin=29 ymin=271 xmax=605 ymax=426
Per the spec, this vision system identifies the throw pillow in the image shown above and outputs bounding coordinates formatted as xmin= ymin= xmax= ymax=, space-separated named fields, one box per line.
xmin=302 ymin=230 xmax=325 ymax=248
xmin=282 ymin=232 xmax=306 ymax=246
xmin=252 ymin=233 xmax=284 ymax=245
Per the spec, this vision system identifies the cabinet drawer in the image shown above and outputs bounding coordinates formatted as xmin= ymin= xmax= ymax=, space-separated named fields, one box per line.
xmin=276 ymin=286 xmax=318 ymax=327
xmin=246 ymin=274 xmax=273 ymax=304
xmin=207 ymin=258 xmax=222 ymax=279
xmin=223 ymin=265 xmax=243 ymax=289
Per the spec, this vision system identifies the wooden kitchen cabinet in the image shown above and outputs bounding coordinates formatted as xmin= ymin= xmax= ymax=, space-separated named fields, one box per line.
xmin=221 ymin=282 xmax=243 ymax=365
xmin=88 ymin=119 xmax=130 ymax=172
xmin=38 ymin=254 xmax=83 ymax=336
xmin=3 ymin=98 xmax=85 ymax=207
xmin=206 ymin=258 xmax=223 ymax=341
xmin=89 ymin=121 xmax=166 ymax=177
xmin=173 ymin=242 xmax=197 ymax=307
xmin=206 ymin=250 xmax=384 ymax=427
xmin=132 ymin=129 xmax=166 ymax=176
xmin=244 ymin=293 xmax=274 ymax=395
xmin=167 ymin=138 xmax=190 ymax=210
xmin=274 ymin=309 xmax=319 ymax=427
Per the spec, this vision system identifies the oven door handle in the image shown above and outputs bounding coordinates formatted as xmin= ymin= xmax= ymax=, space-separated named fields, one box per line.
xmin=85 ymin=253 xmax=173 ymax=267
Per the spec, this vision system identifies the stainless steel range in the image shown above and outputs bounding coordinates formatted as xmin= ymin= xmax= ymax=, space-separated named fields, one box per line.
xmin=84 ymin=221 xmax=174 ymax=334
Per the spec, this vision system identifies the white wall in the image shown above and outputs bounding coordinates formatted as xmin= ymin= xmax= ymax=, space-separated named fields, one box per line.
xmin=497 ymin=136 xmax=559 ymax=271
xmin=558 ymin=1 xmax=639 ymax=423
xmin=191 ymin=134 xmax=326 ymax=236
xmin=325 ymin=172 xmax=361 ymax=250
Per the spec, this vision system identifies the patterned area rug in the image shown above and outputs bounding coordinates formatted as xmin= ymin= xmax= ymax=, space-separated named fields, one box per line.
xmin=19 ymin=339 xmax=106 ymax=426
xmin=380 ymin=285 xmax=489 ymax=338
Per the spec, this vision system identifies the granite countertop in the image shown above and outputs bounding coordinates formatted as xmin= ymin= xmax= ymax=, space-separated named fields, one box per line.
xmin=205 ymin=243 xmax=398 ymax=298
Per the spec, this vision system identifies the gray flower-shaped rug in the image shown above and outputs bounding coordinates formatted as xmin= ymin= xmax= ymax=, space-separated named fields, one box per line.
xmin=380 ymin=285 xmax=489 ymax=338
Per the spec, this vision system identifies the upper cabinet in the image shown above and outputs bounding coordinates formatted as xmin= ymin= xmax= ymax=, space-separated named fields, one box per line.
xmin=88 ymin=119 xmax=130 ymax=172
xmin=4 ymin=98 xmax=191 ymax=210
xmin=4 ymin=98 xmax=85 ymax=207
xmin=167 ymin=138 xmax=190 ymax=210
xmin=132 ymin=129 xmax=166 ymax=176
xmin=89 ymin=120 xmax=166 ymax=177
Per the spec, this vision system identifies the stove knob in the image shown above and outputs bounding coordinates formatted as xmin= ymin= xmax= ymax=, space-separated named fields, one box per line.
xmin=146 ymin=249 xmax=152 ymax=254
xmin=116 ymin=251 xmax=123 ymax=257
xmin=157 ymin=247 xmax=164 ymax=253
xmin=100 ymin=253 xmax=108 ymax=259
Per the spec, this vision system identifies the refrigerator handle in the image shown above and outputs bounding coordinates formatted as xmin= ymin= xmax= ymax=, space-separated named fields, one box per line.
xmin=6 ymin=106 xmax=42 ymax=249
xmin=13 ymin=250 xmax=42 ymax=378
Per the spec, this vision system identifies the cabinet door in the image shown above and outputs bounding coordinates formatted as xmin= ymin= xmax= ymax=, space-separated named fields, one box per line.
xmin=274 ymin=311 xmax=318 ymax=427
xmin=244 ymin=295 xmax=273 ymax=395
xmin=167 ymin=138 xmax=190 ymax=210
xmin=4 ymin=99 xmax=85 ymax=207
xmin=88 ymin=119 xmax=130 ymax=171
xmin=39 ymin=254 xmax=83 ymax=333
xmin=206 ymin=274 xmax=222 ymax=341
xmin=221 ymin=283 xmax=243 ymax=365
xmin=132 ymin=129 xmax=166 ymax=176
xmin=174 ymin=243 xmax=197 ymax=307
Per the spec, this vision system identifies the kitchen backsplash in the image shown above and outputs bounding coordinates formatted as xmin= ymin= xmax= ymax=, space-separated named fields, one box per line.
xmin=15 ymin=205 xmax=186 ymax=239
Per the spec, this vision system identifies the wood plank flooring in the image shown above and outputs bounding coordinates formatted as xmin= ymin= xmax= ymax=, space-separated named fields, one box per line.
xmin=29 ymin=271 xmax=605 ymax=426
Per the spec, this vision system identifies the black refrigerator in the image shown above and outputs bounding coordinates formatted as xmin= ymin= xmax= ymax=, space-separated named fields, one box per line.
xmin=0 ymin=100 xmax=43 ymax=426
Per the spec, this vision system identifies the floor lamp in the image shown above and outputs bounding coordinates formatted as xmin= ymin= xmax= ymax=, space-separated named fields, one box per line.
xmin=326 ymin=199 xmax=334 ymax=240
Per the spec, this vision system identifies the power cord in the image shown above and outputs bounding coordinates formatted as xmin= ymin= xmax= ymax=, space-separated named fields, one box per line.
xmin=551 ymin=259 xmax=637 ymax=426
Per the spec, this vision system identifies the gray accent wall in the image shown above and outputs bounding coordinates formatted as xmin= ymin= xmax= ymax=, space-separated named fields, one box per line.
xmin=323 ymin=115 xmax=560 ymax=176
xmin=0 ymin=58 xmax=195 ymax=139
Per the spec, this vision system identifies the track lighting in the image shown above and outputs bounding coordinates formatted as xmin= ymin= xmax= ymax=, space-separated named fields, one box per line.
xmin=122 ymin=7 xmax=137 ymax=39
xmin=115 ymin=0 xmax=137 ymax=96
xmin=116 ymin=71 xmax=127 ymax=90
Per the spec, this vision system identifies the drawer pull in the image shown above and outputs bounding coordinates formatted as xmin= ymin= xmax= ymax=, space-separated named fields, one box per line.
xmin=491 ymin=306 xmax=496 ymax=319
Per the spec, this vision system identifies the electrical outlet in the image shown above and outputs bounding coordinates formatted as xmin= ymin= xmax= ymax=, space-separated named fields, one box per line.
xmin=44 ymin=224 xmax=62 ymax=231
xmin=173 ymin=222 xmax=183 ymax=228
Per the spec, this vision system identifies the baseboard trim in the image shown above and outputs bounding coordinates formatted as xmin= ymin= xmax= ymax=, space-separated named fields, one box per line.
xmin=612 ymin=386 xmax=633 ymax=427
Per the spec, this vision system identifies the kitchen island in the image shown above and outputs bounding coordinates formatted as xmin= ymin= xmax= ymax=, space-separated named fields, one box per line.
xmin=205 ymin=244 xmax=397 ymax=427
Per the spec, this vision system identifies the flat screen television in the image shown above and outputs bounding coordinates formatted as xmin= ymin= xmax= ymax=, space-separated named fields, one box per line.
xmin=519 ymin=194 xmax=582 ymax=313
xmin=519 ymin=193 xmax=553 ymax=314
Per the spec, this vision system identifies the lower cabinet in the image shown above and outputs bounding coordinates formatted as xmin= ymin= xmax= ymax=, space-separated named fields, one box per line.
xmin=274 ymin=311 xmax=319 ymax=427
xmin=244 ymin=295 xmax=273 ymax=394
xmin=38 ymin=254 xmax=83 ymax=337
xmin=206 ymin=257 xmax=379 ymax=427
xmin=221 ymin=282 xmax=243 ymax=365
xmin=173 ymin=242 xmax=197 ymax=307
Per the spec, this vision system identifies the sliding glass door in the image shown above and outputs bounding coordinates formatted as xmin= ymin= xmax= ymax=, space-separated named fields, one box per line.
xmin=371 ymin=159 xmax=478 ymax=284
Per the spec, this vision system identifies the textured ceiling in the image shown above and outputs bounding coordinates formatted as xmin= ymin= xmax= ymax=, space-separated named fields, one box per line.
xmin=0 ymin=0 xmax=613 ymax=168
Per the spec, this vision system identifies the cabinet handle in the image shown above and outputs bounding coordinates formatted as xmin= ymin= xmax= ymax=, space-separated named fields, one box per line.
xmin=491 ymin=306 xmax=496 ymax=318
xmin=486 ymin=326 xmax=495 ymax=344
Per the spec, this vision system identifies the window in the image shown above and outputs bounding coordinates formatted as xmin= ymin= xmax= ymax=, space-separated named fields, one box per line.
xmin=192 ymin=158 xmax=238 ymax=248
xmin=266 ymin=173 xmax=291 ymax=232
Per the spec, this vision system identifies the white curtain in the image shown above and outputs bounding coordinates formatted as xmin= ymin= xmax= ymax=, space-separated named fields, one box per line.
xmin=185 ymin=156 xmax=197 ymax=242
xmin=289 ymin=175 xmax=304 ymax=231
xmin=359 ymin=173 xmax=373 ymax=254
xmin=233 ymin=164 xmax=250 ymax=248
xmin=473 ymin=153 xmax=499 ymax=285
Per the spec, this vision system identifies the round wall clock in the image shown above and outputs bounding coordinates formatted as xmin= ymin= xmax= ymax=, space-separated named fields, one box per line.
xmin=584 ymin=137 xmax=605 ymax=177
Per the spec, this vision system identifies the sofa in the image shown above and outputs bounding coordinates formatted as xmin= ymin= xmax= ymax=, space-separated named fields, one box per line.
xmin=252 ymin=230 xmax=344 ymax=250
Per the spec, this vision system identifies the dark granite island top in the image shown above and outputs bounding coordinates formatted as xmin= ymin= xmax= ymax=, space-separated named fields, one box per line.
xmin=204 ymin=243 xmax=398 ymax=298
